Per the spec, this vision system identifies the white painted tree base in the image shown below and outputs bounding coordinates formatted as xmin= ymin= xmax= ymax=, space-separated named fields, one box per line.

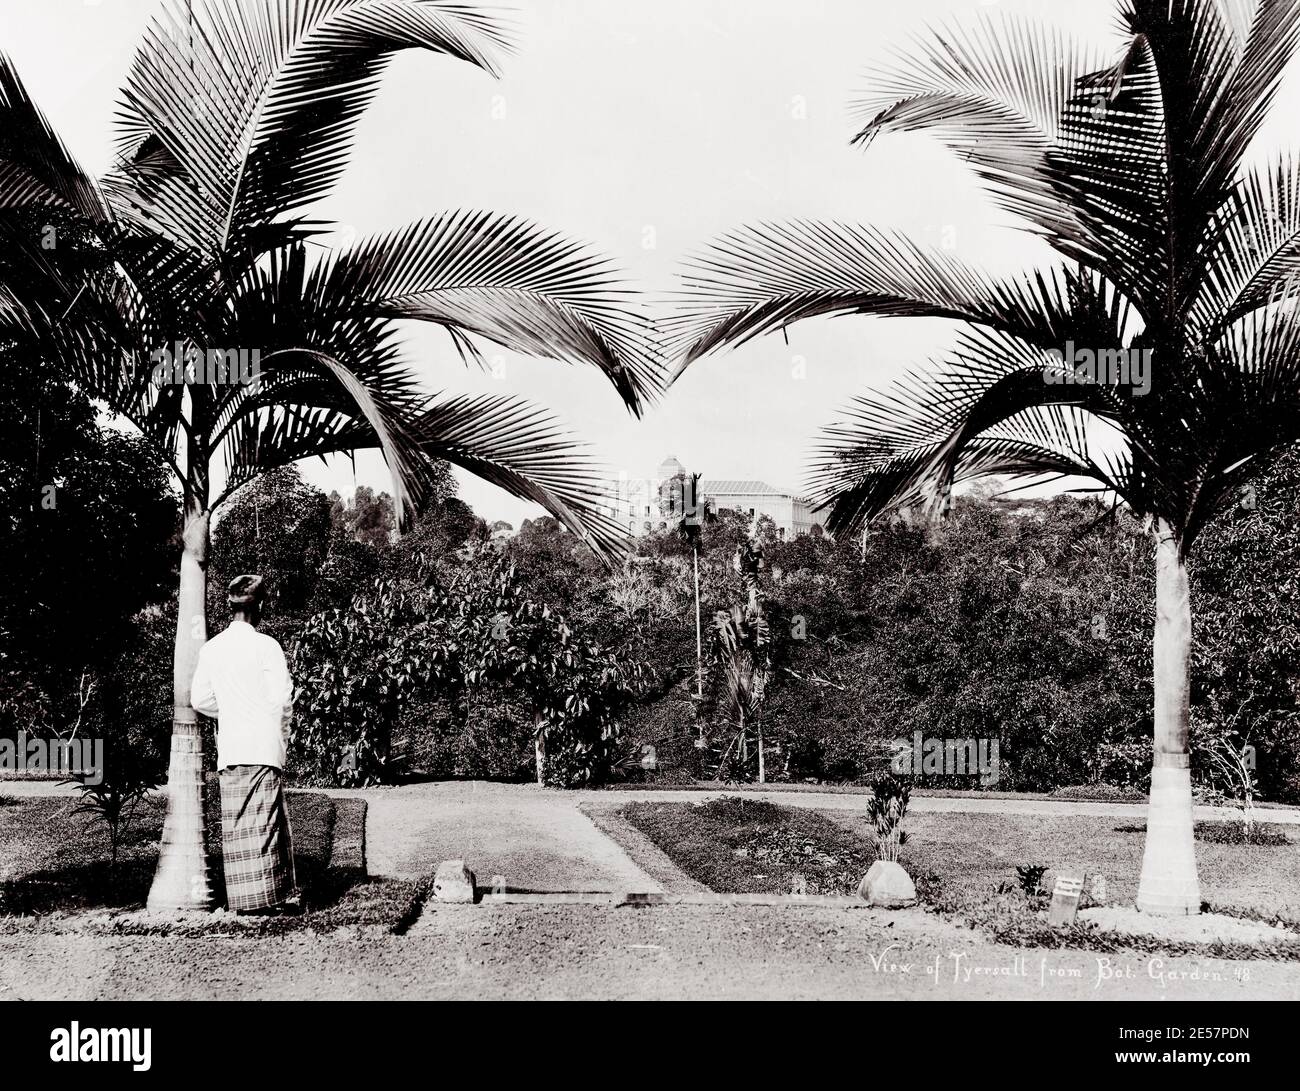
xmin=1136 ymin=765 xmax=1201 ymax=916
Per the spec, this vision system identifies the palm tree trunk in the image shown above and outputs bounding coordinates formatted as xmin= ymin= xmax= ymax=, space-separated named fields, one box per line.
xmin=534 ymin=712 xmax=545 ymax=786
xmin=693 ymin=546 xmax=703 ymax=698
xmin=1136 ymin=521 xmax=1201 ymax=916
xmin=146 ymin=503 xmax=218 ymax=911
xmin=757 ymin=721 xmax=765 ymax=784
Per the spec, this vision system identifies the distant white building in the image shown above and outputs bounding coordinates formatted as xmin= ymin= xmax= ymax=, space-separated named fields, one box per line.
xmin=699 ymin=478 xmax=823 ymax=538
xmin=598 ymin=455 xmax=825 ymax=538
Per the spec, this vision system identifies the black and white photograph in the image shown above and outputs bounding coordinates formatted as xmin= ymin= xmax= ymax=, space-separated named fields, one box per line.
xmin=1 ymin=0 xmax=1298 ymax=1047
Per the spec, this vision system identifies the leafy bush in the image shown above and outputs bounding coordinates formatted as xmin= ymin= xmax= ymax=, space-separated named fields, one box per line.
xmin=292 ymin=575 xmax=456 ymax=786
xmin=490 ymin=593 xmax=652 ymax=788
xmin=1194 ymin=821 xmax=1291 ymax=846
xmin=616 ymin=691 xmax=707 ymax=784
xmin=291 ymin=556 xmax=651 ymax=788
xmin=1015 ymin=864 xmax=1049 ymax=897
xmin=400 ymin=691 xmax=534 ymax=781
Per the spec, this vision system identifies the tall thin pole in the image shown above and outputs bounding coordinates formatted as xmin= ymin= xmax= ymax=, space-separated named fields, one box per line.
xmin=693 ymin=544 xmax=703 ymax=698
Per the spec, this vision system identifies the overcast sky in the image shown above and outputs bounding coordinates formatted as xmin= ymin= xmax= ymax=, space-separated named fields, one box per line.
xmin=5 ymin=0 xmax=1300 ymax=525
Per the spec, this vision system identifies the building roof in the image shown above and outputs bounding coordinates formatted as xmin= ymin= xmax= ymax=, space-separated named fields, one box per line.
xmin=700 ymin=479 xmax=799 ymax=499
xmin=657 ymin=455 xmax=685 ymax=477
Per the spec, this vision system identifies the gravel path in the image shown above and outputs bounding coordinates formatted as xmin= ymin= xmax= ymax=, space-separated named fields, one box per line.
xmin=359 ymin=782 xmax=660 ymax=893
xmin=4 ymin=904 xmax=1296 ymax=1000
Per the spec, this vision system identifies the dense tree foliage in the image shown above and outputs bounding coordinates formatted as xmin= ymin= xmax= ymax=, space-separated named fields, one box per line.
xmin=7 ymin=434 xmax=1297 ymax=800
xmin=211 ymin=467 xmax=333 ymax=624
xmin=0 ymin=354 xmax=176 ymax=765
xmin=292 ymin=554 xmax=650 ymax=788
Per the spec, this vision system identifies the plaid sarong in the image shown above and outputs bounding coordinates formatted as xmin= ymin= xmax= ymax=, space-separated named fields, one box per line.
xmin=219 ymin=764 xmax=298 ymax=911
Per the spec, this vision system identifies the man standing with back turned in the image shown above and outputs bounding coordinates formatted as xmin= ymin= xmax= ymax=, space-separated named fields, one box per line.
xmin=191 ymin=574 xmax=299 ymax=914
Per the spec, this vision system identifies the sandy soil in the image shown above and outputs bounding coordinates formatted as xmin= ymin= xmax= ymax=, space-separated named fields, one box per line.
xmin=1079 ymin=907 xmax=1300 ymax=944
xmin=3 ymin=903 xmax=1297 ymax=1000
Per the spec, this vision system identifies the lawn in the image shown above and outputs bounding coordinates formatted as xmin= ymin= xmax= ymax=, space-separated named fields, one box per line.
xmin=874 ymin=812 xmax=1300 ymax=926
xmin=620 ymin=797 xmax=1300 ymax=958
xmin=0 ymin=782 xmax=423 ymax=935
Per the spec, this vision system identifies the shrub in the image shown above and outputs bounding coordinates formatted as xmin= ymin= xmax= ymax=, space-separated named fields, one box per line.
xmin=291 ymin=556 xmax=651 ymax=788
xmin=1194 ymin=821 xmax=1291 ymax=846
xmin=292 ymin=576 xmax=456 ymax=786
xmin=1015 ymin=864 xmax=1049 ymax=897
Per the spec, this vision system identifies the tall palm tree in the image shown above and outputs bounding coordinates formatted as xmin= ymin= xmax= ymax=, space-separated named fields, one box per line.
xmin=709 ymin=536 xmax=770 ymax=782
xmin=664 ymin=470 xmax=706 ymax=697
xmin=710 ymin=601 xmax=772 ymax=783
xmin=0 ymin=0 xmax=657 ymax=910
xmin=666 ymin=0 xmax=1300 ymax=914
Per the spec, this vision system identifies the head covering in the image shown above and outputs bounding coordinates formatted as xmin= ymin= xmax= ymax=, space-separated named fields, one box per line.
xmin=227 ymin=574 xmax=265 ymax=609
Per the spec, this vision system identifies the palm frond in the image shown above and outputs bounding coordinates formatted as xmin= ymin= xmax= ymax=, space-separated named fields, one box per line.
xmin=260 ymin=347 xmax=427 ymax=515
xmin=665 ymin=221 xmax=1090 ymax=378
xmin=0 ymin=54 xmax=107 ymax=219
xmin=809 ymin=401 xmax=1113 ymax=537
xmin=216 ymin=402 xmax=380 ymax=504
xmin=211 ymin=241 xmax=436 ymax=509
xmin=107 ymin=0 xmax=511 ymax=256
xmin=1102 ymin=1 xmax=1300 ymax=328
xmin=1047 ymin=37 xmax=1173 ymax=328
xmin=671 ymin=0 xmax=1300 ymax=562
xmin=407 ymin=392 xmax=632 ymax=562
xmin=315 ymin=210 xmax=660 ymax=414
xmin=850 ymin=13 xmax=1100 ymax=250
xmin=1197 ymin=156 xmax=1300 ymax=332
xmin=1133 ymin=0 xmax=1300 ymax=230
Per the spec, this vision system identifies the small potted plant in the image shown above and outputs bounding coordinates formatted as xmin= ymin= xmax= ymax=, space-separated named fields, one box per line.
xmin=857 ymin=774 xmax=916 ymax=907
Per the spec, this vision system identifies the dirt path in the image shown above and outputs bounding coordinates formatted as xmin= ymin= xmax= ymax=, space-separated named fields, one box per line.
xmin=4 ymin=904 xmax=1296 ymax=1000
xmin=359 ymin=782 xmax=660 ymax=892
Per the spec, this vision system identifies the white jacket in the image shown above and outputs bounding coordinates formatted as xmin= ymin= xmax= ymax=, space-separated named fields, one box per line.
xmin=191 ymin=620 xmax=294 ymax=770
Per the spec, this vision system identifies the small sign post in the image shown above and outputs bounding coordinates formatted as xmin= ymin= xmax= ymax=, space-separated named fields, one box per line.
xmin=1048 ymin=873 xmax=1085 ymax=926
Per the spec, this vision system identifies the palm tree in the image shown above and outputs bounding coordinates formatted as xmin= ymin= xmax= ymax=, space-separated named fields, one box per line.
xmin=710 ymin=602 xmax=772 ymax=783
xmin=664 ymin=470 xmax=707 ymax=698
xmin=0 ymin=0 xmax=657 ymax=911
xmin=666 ymin=0 xmax=1300 ymax=914
xmin=709 ymin=536 xmax=771 ymax=782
